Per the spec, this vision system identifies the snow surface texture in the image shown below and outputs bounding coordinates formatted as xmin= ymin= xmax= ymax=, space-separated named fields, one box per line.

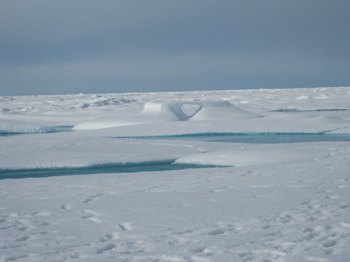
xmin=1 ymin=87 xmax=350 ymax=261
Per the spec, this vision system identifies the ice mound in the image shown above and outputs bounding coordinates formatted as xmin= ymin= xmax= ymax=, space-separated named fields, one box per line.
xmin=140 ymin=102 xmax=192 ymax=121
xmin=74 ymin=101 xmax=259 ymax=130
xmin=73 ymin=103 xmax=187 ymax=130
xmin=0 ymin=119 xmax=55 ymax=134
xmin=141 ymin=101 xmax=261 ymax=121
xmin=188 ymin=101 xmax=261 ymax=121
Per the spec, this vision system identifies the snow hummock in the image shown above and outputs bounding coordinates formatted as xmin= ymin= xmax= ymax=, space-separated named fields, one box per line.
xmin=73 ymin=100 xmax=257 ymax=130
xmin=140 ymin=102 xmax=190 ymax=121
xmin=1 ymin=87 xmax=350 ymax=262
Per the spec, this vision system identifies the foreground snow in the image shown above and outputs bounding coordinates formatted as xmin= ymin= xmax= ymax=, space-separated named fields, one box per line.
xmin=1 ymin=87 xmax=350 ymax=261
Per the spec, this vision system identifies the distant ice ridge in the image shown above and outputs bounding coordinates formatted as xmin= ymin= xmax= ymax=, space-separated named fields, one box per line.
xmin=0 ymin=119 xmax=55 ymax=134
xmin=73 ymin=101 xmax=260 ymax=130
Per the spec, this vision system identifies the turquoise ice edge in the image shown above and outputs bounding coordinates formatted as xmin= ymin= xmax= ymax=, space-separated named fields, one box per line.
xmin=0 ymin=161 xmax=224 ymax=180
xmin=109 ymin=132 xmax=350 ymax=144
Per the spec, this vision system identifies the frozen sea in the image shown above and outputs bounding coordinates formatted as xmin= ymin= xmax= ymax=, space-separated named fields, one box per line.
xmin=1 ymin=87 xmax=350 ymax=261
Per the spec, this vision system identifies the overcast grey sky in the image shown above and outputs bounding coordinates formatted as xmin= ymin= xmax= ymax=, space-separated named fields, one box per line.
xmin=1 ymin=0 xmax=349 ymax=96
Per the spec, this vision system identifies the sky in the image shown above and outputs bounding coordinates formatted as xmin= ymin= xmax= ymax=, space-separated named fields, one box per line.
xmin=1 ymin=0 xmax=350 ymax=96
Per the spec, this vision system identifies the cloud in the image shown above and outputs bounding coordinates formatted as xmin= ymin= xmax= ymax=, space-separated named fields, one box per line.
xmin=1 ymin=0 xmax=350 ymax=95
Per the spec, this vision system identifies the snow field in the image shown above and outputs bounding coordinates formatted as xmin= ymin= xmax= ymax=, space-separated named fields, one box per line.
xmin=1 ymin=145 xmax=349 ymax=261
xmin=1 ymin=87 xmax=350 ymax=261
